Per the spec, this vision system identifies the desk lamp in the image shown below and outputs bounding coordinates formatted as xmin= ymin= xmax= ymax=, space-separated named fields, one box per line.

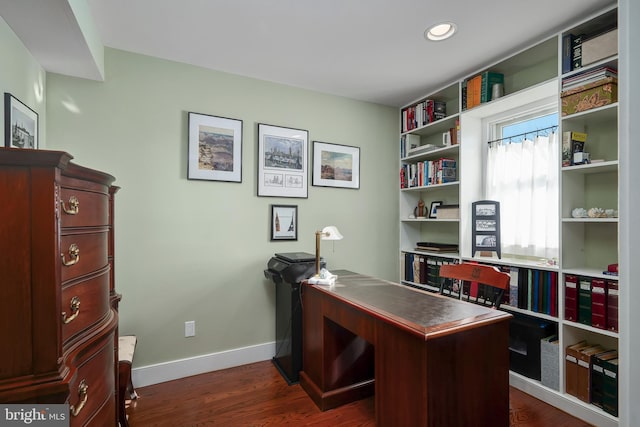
xmin=315 ymin=225 xmax=343 ymax=276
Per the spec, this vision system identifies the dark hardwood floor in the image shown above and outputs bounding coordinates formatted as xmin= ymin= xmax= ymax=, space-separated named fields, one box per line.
xmin=126 ymin=361 xmax=592 ymax=426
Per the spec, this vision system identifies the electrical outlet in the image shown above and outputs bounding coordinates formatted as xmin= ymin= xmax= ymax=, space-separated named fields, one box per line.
xmin=185 ymin=320 xmax=195 ymax=337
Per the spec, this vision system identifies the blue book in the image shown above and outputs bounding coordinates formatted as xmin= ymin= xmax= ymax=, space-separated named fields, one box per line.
xmin=533 ymin=270 xmax=540 ymax=312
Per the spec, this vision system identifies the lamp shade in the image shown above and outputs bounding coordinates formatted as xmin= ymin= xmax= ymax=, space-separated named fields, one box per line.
xmin=321 ymin=225 xmax=343 ymax=240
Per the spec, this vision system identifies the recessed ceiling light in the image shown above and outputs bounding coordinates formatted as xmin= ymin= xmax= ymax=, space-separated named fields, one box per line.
xmin=425 ymin=22 xmax=457 ymax=41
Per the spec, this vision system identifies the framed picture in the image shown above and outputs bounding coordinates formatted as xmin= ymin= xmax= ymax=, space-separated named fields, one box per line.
xmin=312 ymin=141 xmax=360 ymax=189
xmin=4 ymin=93 xmax=38 ymax=149
xmin=472 ymin=200 xmax=501 ymax=258
xmin=429 ymin=201 xmax=442 ymax=219
xmin=188 ymin=112 xmax=243 ymax=182
xmin=271 ymin=205 xmax=297 ymax=241
xmin=258 ymin=124 xmax=308 ymax=198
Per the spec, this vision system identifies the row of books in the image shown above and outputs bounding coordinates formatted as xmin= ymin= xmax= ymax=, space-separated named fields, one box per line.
xmin=505 ymin=267 xmax=558 ymax=316
xmin=399 ymin=120 xmax=460 ymax=159
xmin=401 ymin=99 xmax=446 ymax=133
xmin=561 ymin=66 xmax=617 ymax=92
xmin=564 ymin=275 xmax=619 ymax=332
xmin=402 ymin=252 xmax=457 ymax=290
xmin=566 ymin=341 xmax=618 ymax=416
xmin=461 ymin=71 xmax=504 ymax=111
xmin=400 ymin=158 xmax=457 ymax=189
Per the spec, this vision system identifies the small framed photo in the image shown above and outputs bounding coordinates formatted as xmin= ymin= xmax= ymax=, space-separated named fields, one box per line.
xmin=258 ymin=123 xmax=308 ymax=198
xmin=475 ymin=203 xmax=497 ymax=216
xmin=188 ymin=112 xmax=243 ymax=182
xmin=4 ymin=93 xmax=38 ymax=149
xmin=429 ymin=201 xmax=442 ymax=219
xmin=271 ymin=204 xmax=297 ymax=241
xmin=312 ymin=141 xmax=360 ymax=189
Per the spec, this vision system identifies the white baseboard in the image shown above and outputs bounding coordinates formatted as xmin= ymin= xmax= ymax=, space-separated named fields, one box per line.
xmin=131 ymin=341 xmax=276 ymax=388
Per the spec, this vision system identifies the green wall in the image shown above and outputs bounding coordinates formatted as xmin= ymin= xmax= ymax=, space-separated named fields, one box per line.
xmin=46 ymin=48 xmax=399 ymax=367
xmin=0 ymin=16 xmax=46 ymax=147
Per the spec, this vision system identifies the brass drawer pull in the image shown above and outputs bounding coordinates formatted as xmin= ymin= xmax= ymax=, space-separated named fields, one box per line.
xmin=61 ymin=243 xmax=80 ymax=266
xmin=61 ymin=296 xmax=81 ymax=324
xmin=70 ymin=379 xmax=88 ymax=417
xmin=61 ymin=196 xmax=79 ymax=215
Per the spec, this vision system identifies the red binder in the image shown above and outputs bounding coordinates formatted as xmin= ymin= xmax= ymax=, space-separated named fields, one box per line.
xmin=591 ymin=278 xmax=607 ymax=329
xmin=606 ymin=280 xmax=619 ymax=332
xmin=564 ymin=274 xmax=578 ymax=321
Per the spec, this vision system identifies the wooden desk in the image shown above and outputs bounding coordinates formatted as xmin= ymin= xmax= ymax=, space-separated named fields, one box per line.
xmin=300 ymin=272 xmax=512 ymax=426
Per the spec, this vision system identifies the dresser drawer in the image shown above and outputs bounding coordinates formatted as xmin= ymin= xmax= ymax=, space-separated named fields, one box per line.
xmin=59 ymin=187 xmax=109 ymax=228
xmin=61 ymin=231 xmax=108 ymax=283
xmin=62 ymin=269 xmax=110 ymax=345
xmin=68 ymin=334 xmax=115 ymax=427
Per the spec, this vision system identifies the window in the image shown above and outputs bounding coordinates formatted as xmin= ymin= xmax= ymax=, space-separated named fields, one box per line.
xmin=485 ymin=106 xmax=559 ymax=260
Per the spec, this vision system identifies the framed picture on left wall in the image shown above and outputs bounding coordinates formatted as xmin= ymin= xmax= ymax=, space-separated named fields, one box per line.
xmin=188 ymin=112 xmax=243 ymax=182
xmin=4 ymin=93 xmax=38 ymax=149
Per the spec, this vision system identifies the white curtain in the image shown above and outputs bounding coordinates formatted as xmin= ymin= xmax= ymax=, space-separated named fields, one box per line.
xmin=485 ymin=132 xmax=559 ymax=260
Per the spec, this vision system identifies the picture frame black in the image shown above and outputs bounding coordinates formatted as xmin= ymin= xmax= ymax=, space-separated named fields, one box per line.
xmin=270 ymin=204 xmax=297 ymax=241
xmin=429 ymin=201 xmax=442 ymax=219
xmin=187 ymin=112 xmax=243 ymax=182
xmin=472 ymin=200 xmax=501 ymax=258
xmin=258 ymin=123 xmax=308 ymax=198
xmin=312 ymin=141 xmax=360 ymax=189
xmin=4 ymin=93 xmax=38 ymax=149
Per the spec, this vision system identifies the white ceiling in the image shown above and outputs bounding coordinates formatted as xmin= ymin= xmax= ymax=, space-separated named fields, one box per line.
xmin=3 ymin=0 xmax=613 ymax=107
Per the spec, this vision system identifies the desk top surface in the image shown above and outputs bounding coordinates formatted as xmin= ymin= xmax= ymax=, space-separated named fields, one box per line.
xmin=309 ymin=272 xmax=511 ymax=338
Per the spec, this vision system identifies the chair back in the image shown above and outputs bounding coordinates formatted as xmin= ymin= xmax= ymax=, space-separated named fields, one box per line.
xmin=438 ymin=263 xmax=510 ymax=308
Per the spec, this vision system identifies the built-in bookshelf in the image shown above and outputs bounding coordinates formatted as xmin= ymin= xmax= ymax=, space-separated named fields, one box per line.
xmin=397 ymin=5 xmax=619 ymax=426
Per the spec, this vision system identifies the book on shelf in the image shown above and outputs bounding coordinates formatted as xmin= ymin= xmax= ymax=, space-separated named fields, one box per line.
xmin=578 ymin=277 xmax=592 ymax=326
xmin=415 ymin=242 xmax=458 ymax=252
xmin=562 ymin=66 xmax=617 ymax=91
xmin=572 ymin=34 xmax=583 ymax=70
xmin=565 ymin=340 xmax=589 ymax=398
xmin=480 ymin=71 xmax=504 ymax=103
xmin=591 ymin=278 xmax=608 ymax=330
xmin=576 ymin=344 xmax=605 ymax=403
xmin=562 ymin=33 xmax=577 ymax=73
xmin=602 ymin=358 xmax=619 ymax=416
xmin=606 ymin=279 xmax=619 ymax=332
xmin=564 ymin=274 xmax=578 ymax=321
xmin=591 ymin=349 xmax=618 ymax=409
xmin=508 ymin=267 xmax=519 ymax=307
xmin=562 ymin=131 xmax=588 ymax=166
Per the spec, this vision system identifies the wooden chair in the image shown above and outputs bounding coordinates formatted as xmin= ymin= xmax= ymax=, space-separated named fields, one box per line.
xmin=438 ymin=263 xmax=510 ymax=309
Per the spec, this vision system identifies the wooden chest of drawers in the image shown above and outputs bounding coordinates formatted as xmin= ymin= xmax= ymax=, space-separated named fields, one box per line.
xmin=0 ymin=148 xmax=120 ymax=426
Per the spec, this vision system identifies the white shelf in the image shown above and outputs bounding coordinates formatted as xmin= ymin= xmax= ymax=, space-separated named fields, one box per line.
xmin=401 ymin=181 xmax=459 ymax=192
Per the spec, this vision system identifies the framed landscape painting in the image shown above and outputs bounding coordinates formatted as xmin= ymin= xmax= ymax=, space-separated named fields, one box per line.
xmin=188 ymin=112 xmax=243 ymax=182
xmin=258 ymin=123 xmax=308 ymax=198
xmin=4 ymin=93 xmax=38 ymax=149
xmin=312 ymin=141 xmax=360 ymax=189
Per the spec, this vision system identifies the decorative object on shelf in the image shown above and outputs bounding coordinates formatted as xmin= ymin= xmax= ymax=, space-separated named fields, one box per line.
xmin=414 ymin=199 xmax=426 ymax=218
xmin=187 ymin=112 xmax=243 ymax=182
xmin=428 ymin=201 xmax=442 ymax=219
xmin=491 ymin=82 xmax=505 ymax=100
xmin=605 ymin=209 xmax=618 ymax=218
xmin=313 ymin=226 xmax=343 ymax=276
xmin=472 ymin=200 xmax=501 ymax=259
xmin=270 ymin=205 xmax=297 ymax=241
xmin=571 ymin=207 xmax=588 ymax=218
xmin=436 ymin=204 xmax=460 ymax=219
xmin=312 ymin=141 xmax=360 ymax=189
xmin=258 ymin=123 xmax=308 ymax=198
xmin=4 ymin=93 xmax=38 ymax=149
xmin=587 ymin=207 xmax=607 ymax=218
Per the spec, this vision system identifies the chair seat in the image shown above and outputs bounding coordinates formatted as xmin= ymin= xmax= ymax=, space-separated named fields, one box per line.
xmin=119 ymin=335 xmax=137 ymax=363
